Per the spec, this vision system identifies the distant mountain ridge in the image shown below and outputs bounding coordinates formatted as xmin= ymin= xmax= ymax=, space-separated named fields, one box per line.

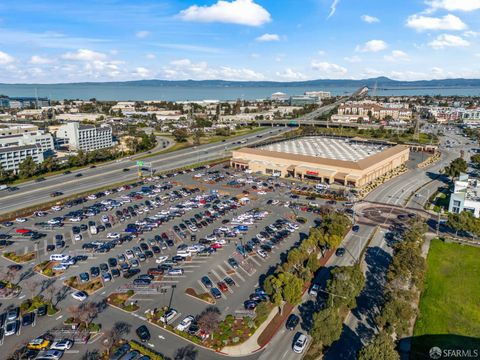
xmin=2 ymin=77 xmax=480 ymax=88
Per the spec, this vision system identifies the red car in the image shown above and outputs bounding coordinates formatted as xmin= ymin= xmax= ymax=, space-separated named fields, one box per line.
xmin=211 ymin=243 xmax=222 ymax=249
xmin=217 ymin=281 xmax=228 ymax=293
xmin=15 ymin=228 xmax=31 ymax=234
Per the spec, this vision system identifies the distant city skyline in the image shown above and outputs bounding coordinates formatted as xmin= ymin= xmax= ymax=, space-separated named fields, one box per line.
xmin=0 ymin=0 xmax=479 ymax=83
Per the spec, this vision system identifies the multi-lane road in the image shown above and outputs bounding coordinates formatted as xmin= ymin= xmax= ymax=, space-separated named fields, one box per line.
xmin=0 ymin=127 xmax=290 ymax=215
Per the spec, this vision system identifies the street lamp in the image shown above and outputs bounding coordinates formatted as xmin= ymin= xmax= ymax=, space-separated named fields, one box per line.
xmin=167 ymin=284 xmax=176 ymax=315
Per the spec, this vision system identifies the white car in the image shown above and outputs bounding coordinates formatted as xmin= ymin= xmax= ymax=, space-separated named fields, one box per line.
xmin=155 ymin=256 xmax=168 ymax=264
xmin=50 ymin=339 xmax=73 ymax=351
xmin=74 ymin=234 xmax=83 ymax=241
xmin=256 ymin=234 xmax=266 ymax=241
xmin=125 ymin=250 xmax=135 ymax=259
xmin=101 ymin=215 xmax=109 ymax=223
xmin=256 ymin=249 xmax=267 ymax=258
xmin=71 ymin=291 xmax=88 ymax=301
xmin=35 ymin=350 xmax=63 ymax=360
xmin=176 ymin=315 xmax=194 ymax=331
xmin=87 ymin=194 xmax=97 ymax=200
xmin=106 ymin=232 xmax=120 ymax=239
xmin=51 ymin=206 xmax=62 ymax=212
xmin=215 ymin=239 xmax=227 ymax=245
xmin=48 ymin=219 xmax=61 ymax=225
xmin=160 ymin=309 xmax=178 ymax=323
xmin=52 ymin=264 xmax=68 ymax=271
xmin=4 ymin=321 xmax=18 ymax=336
xmin=293 ymin=333 xmax=308 ymax=354
xmin=69 ymin=216 xmax=82 ymax=222
xmin=15 ymin=217 xmax=27 ymax=223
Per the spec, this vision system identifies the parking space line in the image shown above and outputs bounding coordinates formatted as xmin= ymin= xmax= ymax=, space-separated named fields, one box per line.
xmin=249 ymin=255 xmax=261 ymax=266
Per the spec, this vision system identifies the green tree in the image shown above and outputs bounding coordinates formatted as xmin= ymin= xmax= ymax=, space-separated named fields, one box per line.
xmin=326 ymin=265 xmax=365 ymax=308
xmin=282 ymin=274 xmax=304 ymax=305
xmin=376 ymin=296 xmax=415 ymax=337
xmin=310 ymin=307 xmax=343 ymax=349
xmin=18 ymin=156 xmax=38 ymax=178
xmin=172 ymin=128 xmax=189 ymax=142
xmin=358 ymin=331 xmax=399 ymax=360
xmin=443 ymin=157 xmax=467 ymax=179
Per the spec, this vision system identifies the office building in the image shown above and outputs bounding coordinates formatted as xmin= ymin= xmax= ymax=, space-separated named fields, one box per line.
xmin=56 ymin=122 xmax=113 ymax=152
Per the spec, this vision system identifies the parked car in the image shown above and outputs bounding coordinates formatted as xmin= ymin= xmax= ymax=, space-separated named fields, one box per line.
xmin=50 ymin=338 xmax=73 ymax=350
xmin=160 ymin=309 xmax=178 ymax=323
xmin=136 ymin=325 xmax=151 ymax=342
xmin=286 ymin=314 xmax=299 ymax=330
xmin=71 ymin=290 xmax=88 ymax=301
xmin=176 ymin=315 xmax=194 ymax=332
xmin=293 ymin=333 xmax=308 ymax=353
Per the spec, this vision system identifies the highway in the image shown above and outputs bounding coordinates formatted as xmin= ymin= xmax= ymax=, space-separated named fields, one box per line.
xmin=0 ymin=127 xmax=290 ymax=215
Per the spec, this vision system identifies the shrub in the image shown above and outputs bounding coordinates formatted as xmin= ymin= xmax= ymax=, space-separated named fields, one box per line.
xmin=129 ymin=340 xmax=164 ymax=360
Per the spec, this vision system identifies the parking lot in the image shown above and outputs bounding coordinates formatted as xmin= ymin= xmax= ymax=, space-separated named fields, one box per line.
xmin=0 ymin=162 xmax=352 ymax=358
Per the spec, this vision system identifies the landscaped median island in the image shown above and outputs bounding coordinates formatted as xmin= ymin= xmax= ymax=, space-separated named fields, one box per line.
xmin=64 ymin=275 xmax=104 ymax=295
xmin=107 ymin=290 xmax=139 ymax=312
xmin=20 ymin=295 xmax=58 ymax=316
xmin=411 ymin=239 xmax=480 ymax=358
xmin=185 ymin=287 xmax=215 ymax=304
xmin=3 ymin=251 xmax=36 ymax=263
xmin=34 ymin=260 xmax=65 ymax=277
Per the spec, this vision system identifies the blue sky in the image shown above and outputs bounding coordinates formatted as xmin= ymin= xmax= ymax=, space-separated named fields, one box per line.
xmin=0 ymin=0 xmax=479 ymax=83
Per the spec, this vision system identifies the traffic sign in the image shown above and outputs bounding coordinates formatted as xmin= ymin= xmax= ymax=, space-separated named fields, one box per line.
xmin=136 ymin=161 xmax=144 ymax=166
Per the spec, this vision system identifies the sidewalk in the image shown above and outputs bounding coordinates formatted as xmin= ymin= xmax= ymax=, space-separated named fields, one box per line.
xmin=221 ymin=307 xmax=277 ymax=356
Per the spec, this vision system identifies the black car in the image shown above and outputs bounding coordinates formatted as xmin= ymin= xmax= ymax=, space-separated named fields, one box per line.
xmin=335 ymin=248 xmax=346 ymax=257
xmin=46 ymin=244 xmax=55 ymax=252
xmin=123 ymin=268 xmax=141 ymax=279
xmin=75 ymin=173 xmax=83 ymax=178
xmin=228 ymin=257 xmax=238 ymax=269
xmin=139 ymin=242 xmax=149 ymax=251
xmin=166 ymin=239 xmax=174 ymax=247
xmin=285 ymin=314 xmax=299 ymax=330
xmin=22 ymin=312 xmax=35 ymax=327
xmin=108 ymin=258 xmax=118 ymax=268
xmin=90 ymin=266 xmax=100 ymax=278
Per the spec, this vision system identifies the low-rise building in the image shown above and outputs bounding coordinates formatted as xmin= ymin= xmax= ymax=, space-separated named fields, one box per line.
xmin=56 ymin=122 xmax=113 ymax=152
xmin=448 ymin=174 xmax=480 ymax=217
xmin=289 ymin=96 xmax=319 ymax=106
xmin=0 ymin=131 xmax=54 ymax=154
xmin=304 ymin=91 xmax=331 ymax=99
xmin=0 ymin=123 xmax=39 ymax=136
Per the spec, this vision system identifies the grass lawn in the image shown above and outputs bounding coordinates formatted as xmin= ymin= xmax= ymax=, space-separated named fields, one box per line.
xmin=411 ymin=239 xmax=480 ymax=358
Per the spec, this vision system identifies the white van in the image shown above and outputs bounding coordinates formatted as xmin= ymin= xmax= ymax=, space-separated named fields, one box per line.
xmin=50 ymin=254 xmax=71 ymax=262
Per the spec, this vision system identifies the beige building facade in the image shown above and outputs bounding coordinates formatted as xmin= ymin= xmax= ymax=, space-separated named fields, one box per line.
xmin=231 ymin=144 xmax=410 ymax=188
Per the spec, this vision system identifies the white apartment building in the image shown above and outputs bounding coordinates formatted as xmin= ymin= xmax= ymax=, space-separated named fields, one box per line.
xmin=449 ymin=174 xmax=480 ymax=218
xmin=462 ymin=109 xmax=480 ymax=125
xmin=337 ymin=101 xmax=412 ymax=121
xmin=0 ymin=123 xmax=39 ymax=136
xmin=0 ymin=145 xmax=44 ymax=172
xmin=56 ymin=122 xmax=113 ymax=152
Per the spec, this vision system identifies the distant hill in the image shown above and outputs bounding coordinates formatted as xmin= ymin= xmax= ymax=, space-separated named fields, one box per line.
xmin=2 ymin=77 xmax=480 ymax=88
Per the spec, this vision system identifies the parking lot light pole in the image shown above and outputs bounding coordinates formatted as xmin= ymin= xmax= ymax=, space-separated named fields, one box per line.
xmin=167 ymin=284 xmax=176 ymax=312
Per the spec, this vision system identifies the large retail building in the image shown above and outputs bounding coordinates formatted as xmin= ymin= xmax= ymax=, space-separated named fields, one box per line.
xmin=231 ymin=136 xmax=410 ymax=188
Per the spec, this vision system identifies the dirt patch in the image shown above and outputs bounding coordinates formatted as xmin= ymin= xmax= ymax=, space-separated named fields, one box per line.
xmin=64 ymin=276 xmax=104 ymax=295
xmin=185 ymin=288 xmax=215 ymax=304
xmin=257 ymin=303 xmax=294 ymax=348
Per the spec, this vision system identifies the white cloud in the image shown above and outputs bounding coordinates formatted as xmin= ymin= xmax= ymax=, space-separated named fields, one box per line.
xmin=133 ymin=67 xmax=151 ymax=78
xmin=464 ymin=30 xmax=480 ymax=37
xmin=136 ymin=31 xmax=151 ymax=39
xmin=275 ymin=68 xmax=307 ymax=81
xmin=318 ymin=50 xmax=326 ymax=56
xmin=428 ymin=34 xmax=470 ymax=49
xmin=62 ymin=49 xmax=107 ymax=61
xmin=146 ymin=54 xmax=156 ymax=60
xmin=161 ymin=58 xmax=265 ymax=81
xmin=29 ymin=55 xmax=52 ymax=65
xmin=328 ymin=0 xmax=340 ymax=19
xmin=344 ymin=55 xmax=361 ymax=63
xmin=384 ymin=50 xmax=410 ymax=62
xmin=427 ymin=0 xmax=480 ymax=12
xmin=0 ymin=51 xmax=14 ymax=65
xmin=311 ymin=61 xmax=347 ymax=76
xmin=178 ymin=0 xmax=271 ymax=26
xmin=255 ymin=33 xmax=280 ymax=42
xmin=406 ymin=14 xmax=467 ymax=31
xmin=356 ymin=40 xmax=388 ymax=52
xmin=250 ymin=53 xmax=260 ymax=58
xmin=361 ymin=15 xmax=379 ymax=23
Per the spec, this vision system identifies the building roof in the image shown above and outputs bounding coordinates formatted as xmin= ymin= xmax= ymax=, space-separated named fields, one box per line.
xmin=0 ymin=144 xmax=37 ymax=154
xmin=233 ymin=144 xmax=409 ymax=171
